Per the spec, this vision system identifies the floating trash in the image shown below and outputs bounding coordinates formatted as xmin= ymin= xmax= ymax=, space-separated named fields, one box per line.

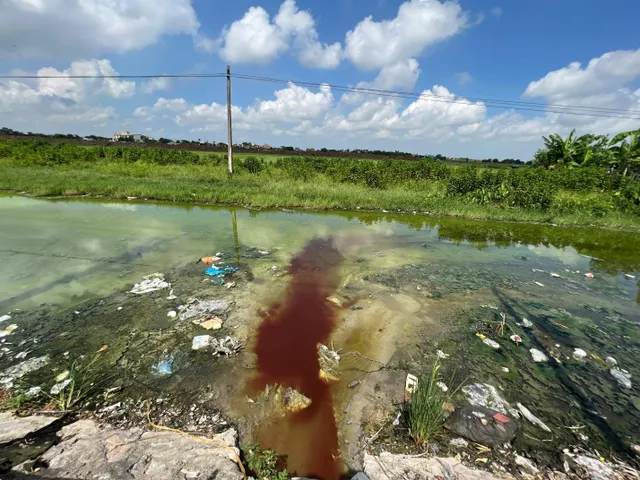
xmin=130 ymin=273 xmax=170 ymax=294
xmin=482 ymin=338 xmax=500 ymax=349
xmin=510 ymin=334 xmax=522 ymax=345
xmin=318 ymin=344 xmax=340 ymax=383
xmin=517 ymin=402 xmax=551 ymax=432
xmin=573 ymin=348 xmax=588 ymax=360
xmin=605 ymin=356 xmax=617 ymax=367
xmin=0 ymin=314 xmax=11 ymax=323
xmin=610 ymin=368 xmax=632 ymax=388
xmin=584 ymin=273 xmax=594 ymax=279
xmin=530 ymin=349 xmax=549 ymax=363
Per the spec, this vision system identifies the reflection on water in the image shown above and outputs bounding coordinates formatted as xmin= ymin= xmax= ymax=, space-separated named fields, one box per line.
xmin=1 ymin=194 xmax=638 ymax=311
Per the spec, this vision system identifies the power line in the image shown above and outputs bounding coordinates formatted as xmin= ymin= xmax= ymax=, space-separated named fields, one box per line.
xmin=2 ymin=71 xmax=640 ymax=120
xmin=231 ymin=73 xmax=640 ymax=119
xmin=0 ymin=73 xmax=226 ymax=79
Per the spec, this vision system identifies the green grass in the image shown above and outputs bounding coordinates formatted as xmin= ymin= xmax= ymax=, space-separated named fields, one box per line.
xmin=408 ymin=360 xmax=460 ymax=446
xmin=1 ymin=159 xmax=639 ymax=230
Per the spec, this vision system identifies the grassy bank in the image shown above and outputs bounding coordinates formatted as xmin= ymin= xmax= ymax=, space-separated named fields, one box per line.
xmin=0 ymin=140 xmax=639 ymax=230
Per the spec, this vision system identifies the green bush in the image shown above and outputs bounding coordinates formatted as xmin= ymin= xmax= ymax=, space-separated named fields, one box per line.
xmin=239 ymin=156 xmax=263 ymax=173
xmin=243 ymin=444 xmax=288 ymax=480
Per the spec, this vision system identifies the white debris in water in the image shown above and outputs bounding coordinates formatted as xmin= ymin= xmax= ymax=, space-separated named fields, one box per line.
xmin=436 ymin=381 xmax=448 ymax=392
xmin=610 ymin=368 xmax=632 ymax=389
xmin=178 ymin=299 xmax=231 ymax=321
xmin=117 ymin=307 xmax=123 ymax=311
xmin=501 ymin=367 xmax=510 ymax=373
xmin=0 ymin=355 xmax=50 ymax=387
xmin=130 ymin=273 xmax=170 ymax=294
xmin=192 ymin=335 xmax=212 ymax=351
xmin=50 ymin=379 xmax=72 ymax=395
xmin=573 ymin=456 xmax=615 ymax=478
xmin=550 ymin=273 xmax=560 ymax=278
xmin=462 ymin=383 xmax=519 ymax=417
xmin=0 ymin=315 xmax=11 ymax=323
xmin=517 ymin=403 xmax=551 ymax=432
xmin=624 ymin=274 xmax=636 ymax=279
xmin=482 ymin=338 xmax=500 ymax=349
xmin=605 ymin=356 xmax=617 ymax=367
xmin=166 ymin=289 xmax=177 ymax=300
xmin=514 ymin=454 xmax=540 ymax=475
xmin=0 ymin=325 xmax=18 ymax=337
xmin=25 ymin=386 xmax=42 ymax=397
xmin=534 ymin=281 xmax=545 ymax=287
xmin=530 ymin=349 xmax=548 ymax=363
xmin=167 ymin=311 xmax=177 ymax=318
xmin=521 ymin=318 xmax=533 ymax=328
xmin=436 ymin=350 xmax=449 ymax=359
xmin=15 ymin=351 xmax=29 ymax=360
xmin=572 ymin=348 xmax=588 ymax=360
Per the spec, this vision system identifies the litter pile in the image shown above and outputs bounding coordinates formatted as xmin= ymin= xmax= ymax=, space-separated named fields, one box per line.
xmin=130 ymin=273 xmax=170 ymax=294
xmin=191 ymin=335 xmax=243 ymax=356
xmin=178 ymin=299 xmax=232 ymax=321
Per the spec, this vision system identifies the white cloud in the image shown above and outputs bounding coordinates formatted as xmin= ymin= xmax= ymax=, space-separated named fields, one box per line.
xmin=219 ymin=6 xmax=287 ymax=65
xmin=341 ymin=58 xmax=421 ymax=105
xmin=133 ymin=97 xmax=188 ymax=120
xmin=523 ymin=49 xmax=640 ymax=135
xmin=140 ymin=77 xmax=172 ymax=94
xmin=247 ymin=82 xmax=334 ymax=122
xmin=36 ymin=59 xmax=135 ymax=102
xmin=524 ymin=49 xmax=640 ymax=102
xmin=0 ymin=58 xmax=136 ymax=133
xmin=491 ymin=7 xmax=502 ymax=18
xmin=218 ymin=0 xmax=341 ymax=68
xmin=455 ymin=72 xmax=473 ymax=85
xmin=374 ymin=59 xmax=421 ymax=90
xmin=344 ymin=0 xmax=469 ymax=70
xmin=0 ymin=0 xmax=199 ymax=58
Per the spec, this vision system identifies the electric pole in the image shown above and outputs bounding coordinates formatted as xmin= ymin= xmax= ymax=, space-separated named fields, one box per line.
xmin=226 ymin=65 xmax=233 ymax=174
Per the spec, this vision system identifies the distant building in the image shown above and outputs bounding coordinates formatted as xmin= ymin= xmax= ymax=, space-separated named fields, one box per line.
xmin=132 ymin=134 xmax=143 ymax=143
xmin=112 ymin=131 xmax=132 ymax=142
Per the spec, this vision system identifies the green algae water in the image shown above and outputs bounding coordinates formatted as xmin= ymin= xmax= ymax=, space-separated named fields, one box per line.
xmin=0 ymin=194 xmax=639 ymax=475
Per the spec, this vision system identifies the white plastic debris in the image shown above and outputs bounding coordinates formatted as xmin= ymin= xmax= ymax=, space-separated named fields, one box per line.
xmin=482 ymin=338 xmax=500 ymax=349
xmin=436 ymin=349 xmax=449 ymax=359
xmin=584 ymin=273 xmax=594 ymax=279
xmin=610 ymin=368 xmax=632 ymax=389
xmin=510 ymin=334 xmax=522 ymax=345
xmin=534 ymin=281 xmax=545 ymax=287
xmin=436 ymin=381 xmax=449 ymax=392
xmin=166 ymin=289 xmax=177 ymax=300
xmin=50 ymin=379 xmax=72 ymax=395
xmin=514 ymin=454 xmax=540 ymax=475
xmin=573 ymin=456 xmax=615 ymax=478
xmin=450 ymin=438 xmax=469 ymax=448
xmin=130 ymin=273 xmax=170 ymax=294
xmin=0 ymin=355 xmax=50 ymax=387
xmin=117 ymin=307 xmax=123 ymax=311
xmin=605 ymin=356 xmax=617 ymax=367
xmin=405 ymin=373 xmax=418 ymax=396
xmin=572 ymin=348 xmax=588 ymax=360
xmin=0 ymin=315 xmax=11 ymax=323
xmin=167 ymin=311 xmax=177 ymax=318
xmin=15 ymin=351 xmax=29 ymax=360
xmin=178 ymin=299 xmax=231 ymax=321
xmin=501 ymin=367 xmax=510 ymax=373
xmin=530 ymin=349 xmax=549 ymax=363
xmin=624 ymin=273 xmax=636 ymax=279
xmin=0 ymin=324 xmax=18 ymax=337
xmin=550 ymin=273 xmax=560 ymax=278
xmin=192 ymin=335 xmax=212 ymax=351
xmin=521 ymin=318 xmax=533 ymax=328
xmin=517 ymin=403 xmax=551 ymax=432
xmin=25 ymin=386 xmax=42 ymax=397
xmin=462 ymin=383 xmax=520 ymax=417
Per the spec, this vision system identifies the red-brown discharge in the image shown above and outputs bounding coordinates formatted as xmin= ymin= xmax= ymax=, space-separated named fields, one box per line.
xmin=252 ymin=237 xmax=344 ymax=480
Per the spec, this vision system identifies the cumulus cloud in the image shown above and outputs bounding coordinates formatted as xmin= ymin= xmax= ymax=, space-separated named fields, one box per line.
xmin=133 ymin=97 xmax=188 ymax=120
xmin=523 ymin=49 xmax=640 ymax=134
xmin=491 ymin=7 xmax=502 ymax=18
xmin=0 ymin=0 xmax=199 ymax=58
xmin=218 ymin=0 xmax=342 ymax=68
xmin=0 ymin=58 xmax=136 ymax=132
xmin=341 ymin=58 xmax=421 ymax=105
xmin=344 ymin=0 xmax=469 ymax=70
xmin=140 ymin=77 xmax=172 ymax=94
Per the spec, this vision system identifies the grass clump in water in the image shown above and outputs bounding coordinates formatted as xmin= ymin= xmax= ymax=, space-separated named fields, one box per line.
xmin=243 ymin=444 xmax=289 ymax=480
xmin=408 ymin=360 xmax=459 ymax=446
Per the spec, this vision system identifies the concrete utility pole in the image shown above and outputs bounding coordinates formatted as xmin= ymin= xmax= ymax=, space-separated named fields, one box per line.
xmin=226 ymin=65 xmax=233 ymax=174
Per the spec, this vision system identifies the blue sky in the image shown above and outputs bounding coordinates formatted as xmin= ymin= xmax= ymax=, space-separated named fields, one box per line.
xmin=1 ymin=0 xmax=639 ymax=159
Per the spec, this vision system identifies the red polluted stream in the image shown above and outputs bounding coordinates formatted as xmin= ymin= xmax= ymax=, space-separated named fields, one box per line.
xmin=252 ymin=237 xmax=344 ymax=480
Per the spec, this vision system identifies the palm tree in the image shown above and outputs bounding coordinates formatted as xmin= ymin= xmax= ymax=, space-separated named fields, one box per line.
xmin=608 ymin=129 xmax=640 ymax=177
xmin=540 ymin=130 xmax=610 ymax=169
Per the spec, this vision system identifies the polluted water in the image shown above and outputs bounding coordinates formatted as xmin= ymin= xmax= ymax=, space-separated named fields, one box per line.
xmin=251 ymin=237 xmax=344 ymax=479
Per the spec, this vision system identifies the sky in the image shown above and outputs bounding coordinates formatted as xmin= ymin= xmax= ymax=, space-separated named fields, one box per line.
xmin=1 ymin=0 xmax=640 ymax=160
